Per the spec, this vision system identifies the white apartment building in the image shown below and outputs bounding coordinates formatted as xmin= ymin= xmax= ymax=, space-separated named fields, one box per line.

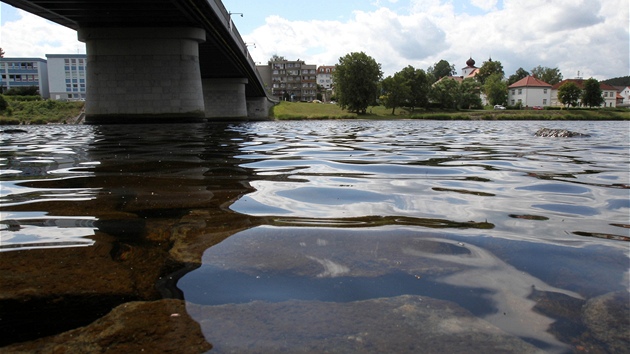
xmin=0 ymin=57 xmax=49 ymax=98
xmin=46 ymin=54 xmax=87 ymax=101
xmin=317 ymin=66 xmax=335 ymax=90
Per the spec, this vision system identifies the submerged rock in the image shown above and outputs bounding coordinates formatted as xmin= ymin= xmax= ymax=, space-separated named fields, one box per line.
xmin=0 ymin=299 xmax=212 ymax=353
xmin=582 ymin=291 xmax=630 ymax=353
xmin=535 ymin=128 xmax=591 ymax=137
xmin=0 ymin=129 xmax=28 ymax=134
xmin=186 ymin=295 xmax=541 ymax=353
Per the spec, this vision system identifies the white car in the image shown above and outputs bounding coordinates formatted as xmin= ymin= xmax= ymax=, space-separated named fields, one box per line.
xmin=493 ymin=105 xmax=506 ymax=110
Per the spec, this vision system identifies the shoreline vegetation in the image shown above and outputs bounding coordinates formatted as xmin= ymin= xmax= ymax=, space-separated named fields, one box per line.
xmin=271 ymin=101 xmax=629 ymax=121
xmin=0 ymin=96 xmax=85 ymax=125
xmin=0 ymin=98 xmax=628 ymax=125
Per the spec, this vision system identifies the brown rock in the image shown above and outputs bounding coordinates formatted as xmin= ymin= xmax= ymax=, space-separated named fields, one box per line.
xmin=0 ymin=299 xmax=212 ymax=354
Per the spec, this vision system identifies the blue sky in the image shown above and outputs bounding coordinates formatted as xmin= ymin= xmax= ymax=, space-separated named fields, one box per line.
xmin=1 ymin=0 xmax=628 ymax=80
xmin=222 ymin=0 xmax=500 ymax=33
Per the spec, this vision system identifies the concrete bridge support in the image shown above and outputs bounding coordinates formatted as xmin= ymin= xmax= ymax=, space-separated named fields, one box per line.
xmin=78 ymin=27 xmax=206 ymax=123
xmin=202 ymin=78 xmax=248 ymax=119
xmin=247 ymin=97 xmax=278 ymax=120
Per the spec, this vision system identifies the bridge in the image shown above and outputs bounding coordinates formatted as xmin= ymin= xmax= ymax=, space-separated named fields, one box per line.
xmin=2 ymin=0 xmax=276 ymax=123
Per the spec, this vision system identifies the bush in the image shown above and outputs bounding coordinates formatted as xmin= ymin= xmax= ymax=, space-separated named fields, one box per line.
xmin=5 ymin=86 xmax=40 ymax=96
xmin=0 ymin=95 xmax=7 ymax=112
xmin=4 ymin=95 xmax=42 ymax=102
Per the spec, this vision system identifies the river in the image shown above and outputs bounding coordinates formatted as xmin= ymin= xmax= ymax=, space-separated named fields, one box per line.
xmin=1 ymin=120 xmax=629 ymax=353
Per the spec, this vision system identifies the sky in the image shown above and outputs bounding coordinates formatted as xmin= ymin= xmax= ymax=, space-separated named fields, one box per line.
xmin=1 ymin=0 xmax=628 ymax=80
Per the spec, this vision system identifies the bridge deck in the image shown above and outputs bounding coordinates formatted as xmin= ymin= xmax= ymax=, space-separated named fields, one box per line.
xmin=3 ymin=0 xmax=267 ymax=97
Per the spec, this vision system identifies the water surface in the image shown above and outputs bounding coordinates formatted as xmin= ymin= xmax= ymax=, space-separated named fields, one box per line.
xmin=1 ymin=120 xmax=628 ymax=352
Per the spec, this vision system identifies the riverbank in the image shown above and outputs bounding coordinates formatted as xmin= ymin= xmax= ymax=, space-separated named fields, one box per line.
xmin=0 ymin=97 xmax=85 ymax=125
xmin=272 ymin=101 xmax=630 ymax=120
xmin=0 ymin=98 xmax=627 ymax=124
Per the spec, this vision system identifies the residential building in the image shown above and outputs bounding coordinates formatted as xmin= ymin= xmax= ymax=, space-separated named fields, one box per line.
xmin=614 ymin=86 xmax=630 ymax=107
xmin=508 ymin=76 xmax=552 ymax=107
xmin=258 ymin=59 xmax=318 ymax=102
xmin=317 ymin=66 xmax=335 ymax=90
xmin=300 ymin=64 xmax=317 ymax=102
xmin=46 ymin=54 xmax=87 ymax=101
xmin=0 ymin=57 xmax=49 ymax=98
xmin=551 ymin=79 xmax=618 ymax=107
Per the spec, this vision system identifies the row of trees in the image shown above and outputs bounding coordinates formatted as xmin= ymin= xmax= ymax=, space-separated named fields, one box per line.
xmin=332 ymin=53 xmax=514 ymax=114
xmin=332 ymin=52 xmax=607 ymax=114
xmin=557 ymin=78 xmax=604 ymax=108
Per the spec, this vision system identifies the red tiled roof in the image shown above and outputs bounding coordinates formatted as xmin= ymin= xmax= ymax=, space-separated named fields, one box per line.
xmin=551 ymin=79 xmax=617 ymax=90
xmin=465 ymin=68 xmax=479 ymax=78
xmin=509 ymin=76 xmax=551 ymax=88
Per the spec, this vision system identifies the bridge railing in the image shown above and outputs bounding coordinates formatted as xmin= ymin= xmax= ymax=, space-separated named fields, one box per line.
xmin=210 ymin=0 xmax=269 ymax=98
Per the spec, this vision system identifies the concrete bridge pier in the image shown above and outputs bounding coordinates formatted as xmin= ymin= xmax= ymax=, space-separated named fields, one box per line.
xmin=78 ymin=27 xmax=206 ymax=124
xmin=247 ymin=97 xmax=277 ymax=120
xmin=202 ymin=78 xmax=248 ymax=119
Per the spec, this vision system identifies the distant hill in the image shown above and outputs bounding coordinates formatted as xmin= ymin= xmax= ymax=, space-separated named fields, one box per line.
xmin=602 ymin=76 xmax=630 ymax=86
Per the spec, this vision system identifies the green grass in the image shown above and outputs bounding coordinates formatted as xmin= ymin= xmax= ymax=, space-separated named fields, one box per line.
xmin=271 ymin=101 xmax=356 ymax=119
xmin=0 ymin=96 xmax=84 ymax=125
xmin=1 ymin=98 xmax=626 ymax=124
xmin=271 ymin=101 xmax=630 ymax=121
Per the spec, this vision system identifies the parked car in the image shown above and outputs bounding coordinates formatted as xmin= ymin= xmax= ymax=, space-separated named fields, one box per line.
xmin=493 ymin=105 xmax=506 ymax=110
xmin=532 ymin=106 xmax=543 ymax=110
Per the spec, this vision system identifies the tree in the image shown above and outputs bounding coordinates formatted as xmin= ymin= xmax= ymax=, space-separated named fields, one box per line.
xmin=427 ymin=60 xmax=456 ymax=82
xmin=429 ymin=78 xmax=459 ymax=109
xmin=476 ymin=59 xmax=504 ymax=85
xmin=530 ymin=66 xmax=563 ymax=85
xmin=5 ymin=86 xmax=39 ymax=96
xmin=458 ymin=78 xmax=483 ymax=109
xmin=0 ymin=94 xmax=7 ymax=112
xmin=483 ymin=73 xmax=507 ymax=106
xmin=381 ymin=73 xmax=411 ymax=115
xmin=507 ymin=68 xmax=529 ymax=86
xmin=557 ymin=82 xmax=581 ymax=108
xmin=268 ymin=54 xmax=286 ymax=63
xmin=399 ymin=66 xmax=431 ymax=111
xmin=602 ymin=76 xmax=630 ymax=86
xmin=333 ymin=52 xmax=382 ymax=114
xmin=581 ymin=78 xmax=604 ymax=108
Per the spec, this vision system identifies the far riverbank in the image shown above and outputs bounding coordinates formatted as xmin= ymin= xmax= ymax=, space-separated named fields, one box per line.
xmin=0 ymin=98 xmax=627 ymax=124
xmin=272 ymin=101 xmax=629 ymax=121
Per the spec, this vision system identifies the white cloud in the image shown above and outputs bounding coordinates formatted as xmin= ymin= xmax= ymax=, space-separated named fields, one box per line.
xmin=246 ymin=0 xmax=628 ymax=80
xmin=1 ymin=1 xmax=627 ymax=81
xmin=0 ymin=10 xmax=84 ymax=58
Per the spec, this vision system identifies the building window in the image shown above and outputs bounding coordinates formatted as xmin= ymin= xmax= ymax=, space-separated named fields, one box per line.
xmin=518 ymin=89 xmax=522 ymax=94
xmin=511 ymin=89 xmax=515 ymax=95
xmin=543 ymin=89 xmax=547 ymax=94
xmin=604 ymin=92 xmax=608 ymax=97
xmin=543 ymin=99 xmax=547 ymax=105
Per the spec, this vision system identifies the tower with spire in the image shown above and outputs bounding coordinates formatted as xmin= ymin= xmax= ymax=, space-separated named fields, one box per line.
xmin=462 ymin=57 xmax=478 ymax=78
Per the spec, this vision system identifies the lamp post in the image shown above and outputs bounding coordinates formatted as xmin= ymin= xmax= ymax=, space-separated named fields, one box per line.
xmin=228 ymin=12 xmax=243 ymax=30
